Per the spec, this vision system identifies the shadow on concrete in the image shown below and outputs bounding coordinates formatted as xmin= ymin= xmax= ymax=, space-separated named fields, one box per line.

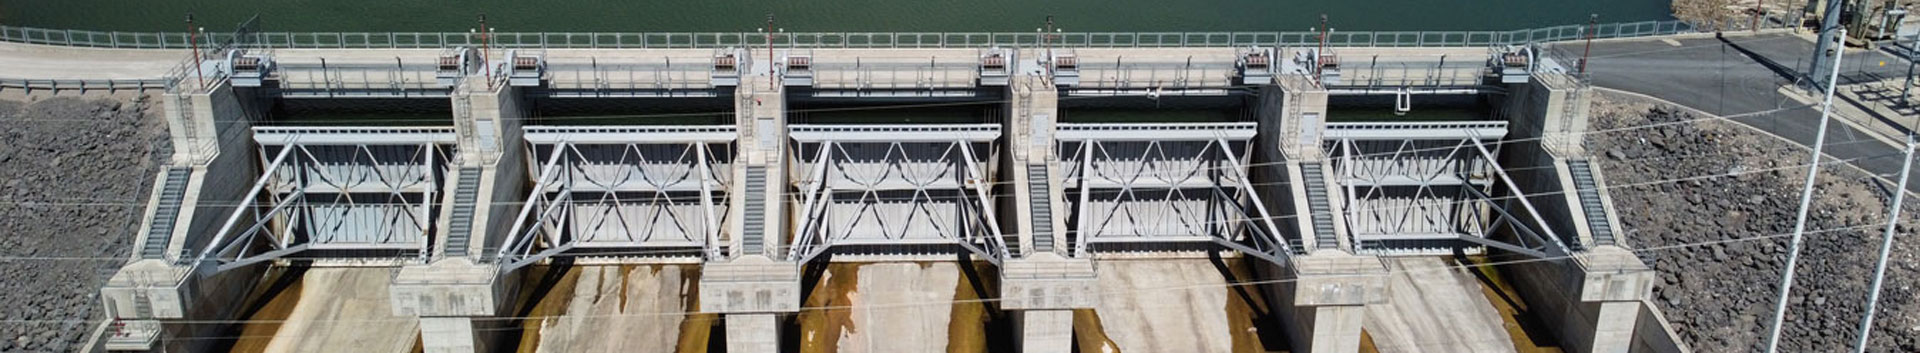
xmin=785 ymin=253 xmax=834 ymax=353
xmin=1207 ymin=248 xmax=1292 ymax=351
xmin=956 ymin=251 xmax=1016 ymax=353
xmin=1454 ymin=248 xmax=1562 ymax=348
xmin=204 ymin=261 xmax=313 ymax=353
xmin=492 ymin=256 xmax=574 ymax=353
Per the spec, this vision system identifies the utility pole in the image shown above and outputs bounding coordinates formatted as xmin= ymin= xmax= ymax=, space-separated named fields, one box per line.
xmin=1582 ymin=14 xmax=1598 ymax=75
xmin=1810 ymin=0 xmax=1847 ymax=88
xmin=1852 ymin=66 xmax=1918 ymax=353
xmin=1764 ymin=28 xmax=1847 ymax=353
xmin=187 ymin=13 xmax=205 ymax=90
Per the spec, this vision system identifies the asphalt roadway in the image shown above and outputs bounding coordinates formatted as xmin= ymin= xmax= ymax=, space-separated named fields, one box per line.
xmin=1582 ymin=32 xmax=1920 ymax=193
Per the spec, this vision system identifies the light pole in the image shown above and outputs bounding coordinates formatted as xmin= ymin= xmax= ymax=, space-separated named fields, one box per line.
xmin=1763 ymin=28 xmax=1847 ymax=353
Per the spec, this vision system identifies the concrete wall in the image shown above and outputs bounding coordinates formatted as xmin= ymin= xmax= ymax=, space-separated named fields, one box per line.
xmin=1631 ymin=300 xmax=1691 ymax=353
xmin=1504 ymin=257 xmax=1604 ymax=351
xmin=1498 ymin=79 xmax=1582 ymax=244
xmin=470 ymin=86 xmax=529 ymax=259
xmin=169 ymin=82 xmax=263 ymax=257
xmin=1252 ymin=85 xmax=1306 ymax=244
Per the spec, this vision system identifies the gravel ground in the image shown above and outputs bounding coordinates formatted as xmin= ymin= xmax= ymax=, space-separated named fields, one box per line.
xmin=1588 ymin=92 xmax=1920 ymax=352
xmin=0 ymin=95 xmax=171 ymax=353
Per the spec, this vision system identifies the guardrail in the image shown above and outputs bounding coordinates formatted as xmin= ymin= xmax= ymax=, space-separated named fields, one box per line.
xmin=2 ymin=20 xmax=1710 ymax=50
xmin=0 ymin=78 xmax=170 ymax=92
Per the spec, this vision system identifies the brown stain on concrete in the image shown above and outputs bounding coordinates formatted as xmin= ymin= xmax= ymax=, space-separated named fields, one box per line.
xmin=513 ymin=266 xmax=582 ymax=353
xmin=675 ymin=264 xmax=715 ymax=353
xmin=1072 ymin=309 xmax=1121 ymax=353
xmin=229 ymin=268 xmax=306 ymax=353
xmin=1221 ymin=258 xmax=1278 ymax=353
xmin=946 ymin=261 xmax=993 ymax=353
xmin=797 ymin=263 xmax=862 ymax=353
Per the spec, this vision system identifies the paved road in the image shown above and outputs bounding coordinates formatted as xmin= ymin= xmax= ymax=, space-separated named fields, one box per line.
xmin=1584 ymin=33 xmax=1920 ymax=193
xmin=0 ymin=42 xmax=182 ymax=80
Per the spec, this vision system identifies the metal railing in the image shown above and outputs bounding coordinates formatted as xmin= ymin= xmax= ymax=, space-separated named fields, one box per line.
xmin=2 ymin=20 xmax=1711 ymax=50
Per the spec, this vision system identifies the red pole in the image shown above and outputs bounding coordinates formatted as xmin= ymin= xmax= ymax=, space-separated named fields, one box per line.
xmin=1581 ymin=14 xmax=1597 ymax=75
xmin=188 ymin=13 xmax=205 ymax=90
xmin=1752 ymin=0 xmax=1766 ymax=32
xmin=760 ymin=14 xmax=768 ymax=87
xmin=480 ymin=14 xmax=492 ymax=90
xmin=1317 ymin=14 xmax=1328 ymax=80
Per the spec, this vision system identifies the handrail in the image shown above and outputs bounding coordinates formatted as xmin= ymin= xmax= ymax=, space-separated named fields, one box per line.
xmin=0 ymin=20 xmax=1730 ymax=50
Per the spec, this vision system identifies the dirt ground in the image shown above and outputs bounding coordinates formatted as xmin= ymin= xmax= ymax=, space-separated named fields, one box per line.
xmin=0 ymin=93 xmax=172 ymax=353
xmin=1588 ymin=92 xmax=1920 ymax=352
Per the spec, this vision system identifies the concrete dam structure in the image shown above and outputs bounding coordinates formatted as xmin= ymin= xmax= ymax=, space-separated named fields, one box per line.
xmin=81 ymin=29 xmax=1672 ymax=353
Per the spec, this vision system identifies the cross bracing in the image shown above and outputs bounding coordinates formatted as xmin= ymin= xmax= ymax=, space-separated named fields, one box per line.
xmin=1055 ymin=122 xmax=1292 ymax=264
xmin=497 ymin=126 xmax=735 ymax=272
xmin=786 ymin=124 xmax=1007 ymax=265
xmin=1322 ymin=121 xmax=1569 ymax=258
xmin=200 ymin=127 xmax=457 ymax=273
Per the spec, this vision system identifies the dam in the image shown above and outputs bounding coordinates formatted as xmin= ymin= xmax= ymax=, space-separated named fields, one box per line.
xmin=16 ymin=19 xmax=1713 ymax=353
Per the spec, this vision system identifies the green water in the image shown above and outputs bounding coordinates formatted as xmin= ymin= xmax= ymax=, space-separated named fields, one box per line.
xmin=1 ymin=1 xmax=1671 ymax=33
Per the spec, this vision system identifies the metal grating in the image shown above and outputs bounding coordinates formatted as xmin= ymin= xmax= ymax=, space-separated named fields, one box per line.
xmin=1028 ymin=166 xmax=1054 ymax=253
xmin=1568 ymin=161 xmax=1615 ymax=246
xmin=1301 ymin=163 xmax=1340 ymax=250
xmin=443 ymin=167 xmax=481 ymax=257
xmin=140 ymin=168 xmax=191 ymax=259
xmin=741 ymin=166 xmax=768 ymax=255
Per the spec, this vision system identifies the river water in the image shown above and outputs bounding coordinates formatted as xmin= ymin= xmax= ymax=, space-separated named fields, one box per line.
xmin=2 ymin=0 xmax=1671 ymax=33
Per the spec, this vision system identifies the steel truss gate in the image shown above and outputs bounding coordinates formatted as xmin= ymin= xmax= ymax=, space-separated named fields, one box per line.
xmin=1054 ymin=122 xmax=1294 ymax=263
xmin=786 ymin=124 xmax=1008 ymax=264
xmin=498 ymin=126 xmax=736 ymax=271
xmin=201 ymin=127 xmax=457 ymax=272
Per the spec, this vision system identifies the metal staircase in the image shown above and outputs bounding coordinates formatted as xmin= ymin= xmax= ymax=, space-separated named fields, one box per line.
xmin=1568 ymin=161 xmax=1616 ymax=246
xmin=444 ymin=167 xmax=482 ymax=257
xmin=1301 ymin=163 xmax=1340 ymax=251
xmin=139 ymin=168 xmax=191 ymax=259
xmin=1028 ymin=166 xmax=1055 ymax=253
xmin=741 ymin=166 xmax=768 ymax=255
xmin=131 ymin=291 xmax=153 ymax=318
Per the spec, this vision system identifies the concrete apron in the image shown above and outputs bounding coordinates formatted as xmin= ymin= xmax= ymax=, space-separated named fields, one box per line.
xmin=517 ymin=265 xmax=711 ymax=353
xmin=1363 ymin=257 xmax=1516 ymax=353
xmin=237 ymin=268 xmax=422 ymax=353
xmin=799 ymin=262 xmax=971 ymax=353
xmin=1078 ymin=258 xmax=1270 ymax=353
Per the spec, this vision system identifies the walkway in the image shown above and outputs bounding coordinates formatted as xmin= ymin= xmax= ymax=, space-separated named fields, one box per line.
xmin=0 ymin=42 xmax=181 ymax=80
